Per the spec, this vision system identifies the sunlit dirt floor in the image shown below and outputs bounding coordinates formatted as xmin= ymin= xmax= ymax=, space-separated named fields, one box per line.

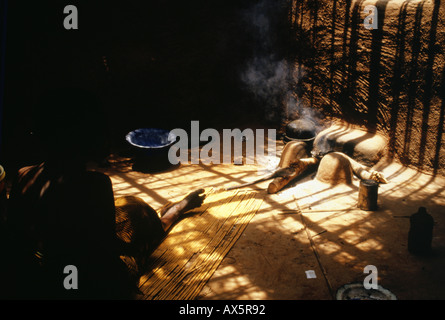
xmin=95 ymin=142 xmax=445 ymax=300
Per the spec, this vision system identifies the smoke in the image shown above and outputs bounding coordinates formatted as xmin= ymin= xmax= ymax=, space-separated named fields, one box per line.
xmin=284 ymin=79 xmax=322 ymax=124
xmin=239 ymin=0 xmax=288 ymax=122
xmin=240 ymin=0 xmax=321 ymax=126
xmin=242 ymin=56 xmax=290 ymax=121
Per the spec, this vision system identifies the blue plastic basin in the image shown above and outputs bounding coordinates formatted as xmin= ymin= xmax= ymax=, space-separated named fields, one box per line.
xmin=126 ymin=128 xmax=177 ymax=149
xmin=126 ymin=128 xmax=177 ymax=173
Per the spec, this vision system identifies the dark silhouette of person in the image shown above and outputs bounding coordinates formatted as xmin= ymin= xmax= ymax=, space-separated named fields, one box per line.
xmin=1 ymin=88 xmax=204 ymax=299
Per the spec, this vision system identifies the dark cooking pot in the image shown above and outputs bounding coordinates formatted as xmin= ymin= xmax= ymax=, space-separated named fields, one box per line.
xmin=284 ymin=119 xmax=317 ymax=142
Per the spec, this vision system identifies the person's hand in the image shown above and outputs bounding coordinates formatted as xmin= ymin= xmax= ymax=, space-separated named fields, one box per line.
xmin=183 ymin=188 xmax=206 ymax=211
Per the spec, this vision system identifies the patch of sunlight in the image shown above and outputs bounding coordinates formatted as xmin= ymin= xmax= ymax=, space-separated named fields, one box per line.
xmin=355 ymin=238 xmax=385 ymax=252
xmin=334 ymin=251 xmax=358 ymax=264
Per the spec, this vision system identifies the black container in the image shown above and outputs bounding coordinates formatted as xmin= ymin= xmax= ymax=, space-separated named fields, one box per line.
xmin=408 ymin=207 xmax=434 ymax=255
xmin=283 ymin=119 xmax=317 ymax=150
xmin=126 ymin=128 xmax=177 ymax=173
xmin=358 ymin=179 xmax=379 ymax=211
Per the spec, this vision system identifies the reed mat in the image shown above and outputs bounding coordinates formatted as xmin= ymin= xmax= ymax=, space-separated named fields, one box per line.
xmin=138 ymin=188 xmax=264 ymax=300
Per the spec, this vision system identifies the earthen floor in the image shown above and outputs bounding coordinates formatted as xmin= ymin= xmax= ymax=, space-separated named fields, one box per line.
xmin=97 ymin=144 xmax=445 ymax=300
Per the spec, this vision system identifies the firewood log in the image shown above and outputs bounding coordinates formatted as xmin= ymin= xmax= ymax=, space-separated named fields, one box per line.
xmin=267 ymin=157 xmax=319 ymax=194
xmin=340 ymin=152 xmax=388 ymax=184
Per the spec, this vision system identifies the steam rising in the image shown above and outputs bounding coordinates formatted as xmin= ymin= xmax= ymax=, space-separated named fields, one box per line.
xmin=242 ymin=56 xmax=290 ymax=121
xmin=240 ymin=0 xmax=321 ymax=126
